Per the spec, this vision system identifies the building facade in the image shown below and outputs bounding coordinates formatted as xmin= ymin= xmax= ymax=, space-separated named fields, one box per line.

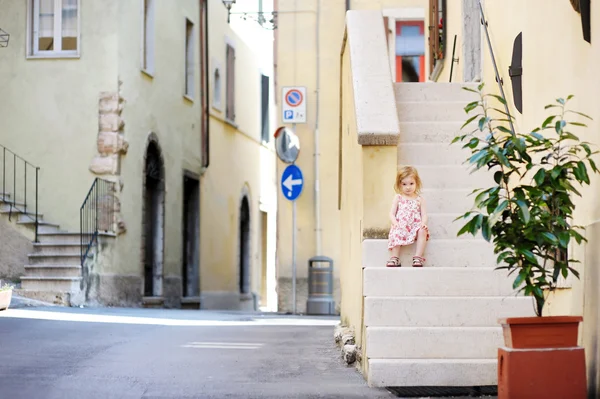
xmin=0 ymin=0 xmax=277 ymax=311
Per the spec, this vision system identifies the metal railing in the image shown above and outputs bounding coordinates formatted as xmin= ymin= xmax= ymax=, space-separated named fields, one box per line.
xmin=80 ymin=178 xmax=116 ymax=266
xmin=1 ymin=144 xmax=40 ymax=242
xmin=478 ymin=0 xmax=516 ymax=135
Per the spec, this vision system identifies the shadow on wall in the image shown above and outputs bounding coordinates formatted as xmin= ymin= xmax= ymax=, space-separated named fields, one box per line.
xmin=0 ymin=217 xmax=32 ymax=282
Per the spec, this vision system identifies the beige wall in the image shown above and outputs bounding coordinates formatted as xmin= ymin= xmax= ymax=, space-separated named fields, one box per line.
xmin=442 ymin=0 xmax=600 ymax=391
xmin=0 ymin=0 xmax=119 ymax=232
xmin=275 ymin=0 xmax=425 ymax=313
xmin=199 ymin=0 xmax=277 ymax=310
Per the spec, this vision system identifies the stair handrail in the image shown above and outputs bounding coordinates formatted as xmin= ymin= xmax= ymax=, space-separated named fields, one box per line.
xmin=478 ymin=0 xmax=516 ymax=135
xmin=80 ymin=178 xmax=116 ymax=267
xmin=1 ymin=144 xmax=40 ymax=242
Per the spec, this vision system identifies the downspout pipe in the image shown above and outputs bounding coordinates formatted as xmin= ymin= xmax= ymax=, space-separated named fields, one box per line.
xmin=204 ymin=0 xmax=210 ymax=169
xmin=346 ymin=0 xmax=350 ymax=11
xmin=314 ymin=0 xmax=322 ymax=256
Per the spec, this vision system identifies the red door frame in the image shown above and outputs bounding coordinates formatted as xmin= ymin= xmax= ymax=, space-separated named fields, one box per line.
xmin=395 ymin=20 xmax=425 ymax=82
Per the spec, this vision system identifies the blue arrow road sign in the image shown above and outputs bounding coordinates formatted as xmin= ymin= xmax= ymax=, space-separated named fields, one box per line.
xmin=281 ymin=164 xmax=303 ymax=201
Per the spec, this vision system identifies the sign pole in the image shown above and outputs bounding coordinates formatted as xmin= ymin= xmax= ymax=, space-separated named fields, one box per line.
xmin=292 ymin=123 xmax=297 ymax=315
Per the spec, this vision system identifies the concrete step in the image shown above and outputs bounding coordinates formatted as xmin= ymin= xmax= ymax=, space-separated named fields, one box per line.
xmin=367 ymin=358 xmax=497 ymax=387
xmin=397 ymin=121 xmax=465 ymax=144
xmin=37 ymin=232 xmax=115 ymax=245
xmin=394 ymin=82 xmax=479 ymax=103
xmin=363 ymin=238 xmax=496 ymax=268
xmin=421 ymin=189 xmax=476 ymax=214
xmin=364 ymin=296 xmax=535 ymax=327
xmin=13 ymin=289 xmax=71 ymax=306
xmin=397 ymin=102 xmax=468 ymax=123
xmin=398 ymin=142 xmax=470 ymax=166
xmin=427 ymin=213 xmax=479 ymax=240
xmin=366 ymin=326 xmax=503 ymax=359
xmin=28 ymin=253 xmax=81 ymax=266
xmin=411 ymin=165 xmax=492 ymax=190
xmin=20 ymin=277 xmax=81 ymax=292
xmin=33 ymin=243 xmax=85 ymax=255
xmin=363 ymin=268 xmax=517 ymax=297
xmin=17 ymin=220 xmax=61 ymax=233
xmin=24 ymin=265 xmax=82 ymax=278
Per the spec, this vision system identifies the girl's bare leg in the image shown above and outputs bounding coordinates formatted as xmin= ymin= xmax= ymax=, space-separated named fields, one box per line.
xmin=414 ymin=228 xmax=428 ymax=258
xmin=390 ymin=245 xmax=401 ymax=258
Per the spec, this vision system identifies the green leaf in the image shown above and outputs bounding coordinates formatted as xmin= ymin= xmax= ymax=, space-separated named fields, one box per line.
xmin=533 ymin=168 xmax=546 ymax=185
xmin=567 ymin=95 xmax=575 ymax=101
xmin=496 ymin=251 xmax=512 ymax=264
xmin=566 ymin=110 xmax=593 ymax=120
xmin=478 ymin=82 xmax=485 ymax=91
xmin=540 ymin=232 xmax=559 ymax=245
xmin=577 ymin=161 xmax=590 ymax=184
xmin=555 ymin=120 xmax=567 ymax=134
xmin=562 ymin=266 xmax=568 ymax=279
xmin=516 ymin=200 xmax=531 ymax=224
xmin=496 ymin=125 xmax=512 ymax=134
xmin=461 ymin=114 xmax=480 ymax=129
xmin=482 ymin=217 xmax=491 ymax=241
xmin=463 ymin=87 xmax=479 ymax=93
xmin=542 ymin=115 xmax=556 ymax=128
xmin=513 ymin=273 xmax=525 ymax=289
xmin=557 ymin=97 xmax=566 ymax=105
xmin=468 ymin=138 xmax=480 ymax=148
xmin=531 ymin=132 xmax=544 ymax=140
xmin=465 ymin=101 xmax=479 ymax=113
xmin=478 ymin=117 xmax=490 ymax=132
xmin=589 ymin=159 xmax=598 ymax=173
xmin=570 ymin=122 xmax=588 ymax=127
xmin=494 ymin=171 xmax=503 ymax=184
xmin=488 ymin=94 xmax=507 ymax=105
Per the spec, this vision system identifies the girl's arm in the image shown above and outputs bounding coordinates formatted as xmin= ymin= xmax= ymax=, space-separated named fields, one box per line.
xmin=389 ymin=195 xmax=399 ymax=225
xmin=420 ymin=197 xmax=428 ymax=227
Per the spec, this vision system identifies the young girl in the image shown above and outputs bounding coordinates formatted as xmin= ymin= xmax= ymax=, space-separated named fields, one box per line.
xmin=386 ymin=166 xmax=430 ymax=267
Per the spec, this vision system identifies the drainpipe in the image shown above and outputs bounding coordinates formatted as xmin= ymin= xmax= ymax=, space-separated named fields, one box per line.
xmin=204 ymin=0 xmax=210 ymax=169
xmin=314 ymin=0 xmax=322 ymax=256
xmin=346 ymin=0 xmax=350 ymax=11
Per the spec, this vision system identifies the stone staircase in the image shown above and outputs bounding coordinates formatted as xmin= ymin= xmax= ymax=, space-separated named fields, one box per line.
xmin=0 ymin=193 xmax=90 ymax=305
xmin=362 ymin=83 xmax=535 ymax=387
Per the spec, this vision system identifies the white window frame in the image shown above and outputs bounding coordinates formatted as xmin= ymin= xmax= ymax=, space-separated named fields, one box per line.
xmin=27 ymin=0 xmax=81 ymax=58
xmin=184 ymin=18 xmax=195 ymax=101
xmin=141 ymin=0 xmax=155 ymax=76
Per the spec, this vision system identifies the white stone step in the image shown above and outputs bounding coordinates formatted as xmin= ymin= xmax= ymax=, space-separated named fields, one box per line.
xmin=366 ymin=326 xmax=502 ymax=359
xmin=398 ymin=142 xmax=469 ymax=166
xmin=363 ymin=268 xmax=516 ymax=297
xmin=394 ymin=82 xmax=479 ymax=103
xmin=13 ymin=289 xmax=71 ymax=306
xmin=427 ymin=213 xmax=479 ymax=240
xmin=367 ymin=358 xmax=497 ymax=387
xmin=363 ymin=238 xmax=496 ymax=268
xmin=411 ymin=165 xmax=492 ymax=190
xmin=20 ymin=276 xmax=81 ymax=292
xmin=17 ymin=220 xmax=61 ymax=233
xmin=38 ymin=233 xmax=83 ymax=244
xmin=421 ymin=189 xmax=475 ymax=214
xmin=24 ymin=265 xmax=82 ymax=278
xmin=397 ymin=121 xmax=465 ymax=144
xmin=33 ymin=243 xmax=85 ymax=255
xmin=397 ymin=102 xmax=468 ymax=123
xmin=28 ymin=253 xmax=81 ymax=266
xmin=364 ymin=296 xmax=535 ymax=327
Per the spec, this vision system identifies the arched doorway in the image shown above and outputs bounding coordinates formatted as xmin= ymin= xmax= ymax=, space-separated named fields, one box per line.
xmin=143 ymin=139 xmax=165 ymax=297
xmin=239 ymin=196 xmax=250 ymax=295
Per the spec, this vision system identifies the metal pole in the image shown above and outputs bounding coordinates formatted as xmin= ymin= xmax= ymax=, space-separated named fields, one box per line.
xmin=292 ymin=123 xmax=297 ymax=315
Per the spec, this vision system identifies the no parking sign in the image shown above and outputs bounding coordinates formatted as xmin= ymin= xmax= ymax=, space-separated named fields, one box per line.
xmin=282 ymin=86 xmax=307 ymax=124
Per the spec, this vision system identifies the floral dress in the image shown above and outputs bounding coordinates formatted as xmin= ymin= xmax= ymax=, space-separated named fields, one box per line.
xmin=388 ymin=195 xmax=429 ymax=249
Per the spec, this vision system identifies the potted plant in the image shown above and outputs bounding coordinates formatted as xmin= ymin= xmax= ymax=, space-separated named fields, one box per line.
xmin=453 ymin=83 xmax=596 ymax=398
xmin=0 ymin=282 xmax=14 ymax=311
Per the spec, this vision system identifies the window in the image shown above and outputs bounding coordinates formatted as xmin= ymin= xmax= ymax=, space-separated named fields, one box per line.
xmin=29 ymin=0 xmax=80 ymax=56
xmin=260 ymin=74 xmax=270 ymax=143
xmin=225 ymin=44 xmax=236 ymax=122
xmin=213 ymin=67 xmax=222 ymax=109
xmin=185 ymin=19 xmax=194 ymax=98
xmin=142 ymin=0 xmax=155 ymax=74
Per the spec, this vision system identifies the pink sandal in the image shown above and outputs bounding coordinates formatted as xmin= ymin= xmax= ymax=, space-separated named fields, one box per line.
xmin=386 ymin=256 xmax=401 ymax=267
xmin=412 ymin=256 xmax=426 ymax=267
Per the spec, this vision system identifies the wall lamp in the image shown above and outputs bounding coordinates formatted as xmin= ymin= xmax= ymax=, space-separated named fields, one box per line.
xmin=222 ymin=0 xmax=236 ymax=23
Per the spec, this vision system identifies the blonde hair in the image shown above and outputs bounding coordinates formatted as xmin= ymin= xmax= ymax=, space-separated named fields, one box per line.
xmin=394 ymin=166 xmax=423 ymax=194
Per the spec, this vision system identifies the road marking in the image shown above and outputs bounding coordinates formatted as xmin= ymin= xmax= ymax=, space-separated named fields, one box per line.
xmin=181 ymin=342 xmax=264 ymax=350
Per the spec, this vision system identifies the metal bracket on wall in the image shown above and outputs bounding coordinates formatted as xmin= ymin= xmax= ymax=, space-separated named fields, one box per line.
xmin=0 ymin=28 xmax=9 ymax=48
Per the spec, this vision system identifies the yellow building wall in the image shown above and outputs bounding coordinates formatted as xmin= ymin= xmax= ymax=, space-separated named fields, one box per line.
xmin=442 ymin=0 xmax=600 ymax=391
xmin=199 ymin=0 xmax=277 ymax=309
xmin=0 ymin=0 xmax=118 ymax=232
xmin=276 ymin=0 xmax=427 ymax=313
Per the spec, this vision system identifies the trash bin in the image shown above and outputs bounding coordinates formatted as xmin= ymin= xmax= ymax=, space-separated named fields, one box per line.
xmin=306 ymin=256 xmax=336 ymax=315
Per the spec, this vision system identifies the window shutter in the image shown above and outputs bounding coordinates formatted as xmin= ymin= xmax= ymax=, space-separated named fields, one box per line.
xmin=261 ymin=75 xmax=270 ymax=142
xmin=226 ymin=44 xmax=236 ymax=121
xmin=580 ymin=0 xmax=590 ymax=43
xmin=508 ymin=32 xmax=523 ymax=114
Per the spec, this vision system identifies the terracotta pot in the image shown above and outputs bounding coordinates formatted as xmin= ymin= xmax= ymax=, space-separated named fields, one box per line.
xmin=498 ymin=316 xmax=587 ymax=399
xmin=0 ymin=289 xmax=12 ymax=311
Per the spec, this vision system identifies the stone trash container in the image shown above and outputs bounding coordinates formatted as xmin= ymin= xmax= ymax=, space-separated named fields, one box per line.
xmin=306 ymin=256 xmax=336 ymax=315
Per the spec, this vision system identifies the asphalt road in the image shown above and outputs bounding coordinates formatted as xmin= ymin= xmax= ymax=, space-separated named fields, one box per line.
xmin=0 ymin=302 xmax=395 ymax=399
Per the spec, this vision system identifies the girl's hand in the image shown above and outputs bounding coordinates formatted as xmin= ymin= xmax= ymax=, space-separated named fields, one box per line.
xmin=421 ymin=223 xmax=429 ymax=230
